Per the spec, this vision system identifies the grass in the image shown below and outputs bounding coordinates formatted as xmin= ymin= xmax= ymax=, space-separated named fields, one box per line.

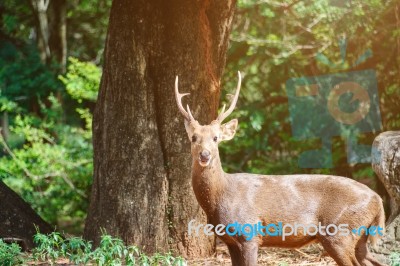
xmin=1 ymin=232 xmax=396 ymax=265
xmin=0 ymin=231 xmax=186 ymax=265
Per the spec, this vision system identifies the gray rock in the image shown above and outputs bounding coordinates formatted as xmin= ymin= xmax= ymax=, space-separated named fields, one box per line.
xmin=371 ymin=131 xmax=400 ymax=257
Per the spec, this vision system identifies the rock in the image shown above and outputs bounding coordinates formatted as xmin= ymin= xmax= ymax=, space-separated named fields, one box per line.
xmin=371 ymin=131 xmax=400 ymax=256
xmin=372 ymin=131 xmax=400 ymax=224
xmin=0 ymin=180 xmax=53 ymax=250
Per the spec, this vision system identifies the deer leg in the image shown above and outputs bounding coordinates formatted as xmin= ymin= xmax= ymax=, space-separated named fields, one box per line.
xmin=318 ymin=235 xmax=360 ymax=266
xmin=240 ymin=241 xmax=258 ymax=266
xmin=355 ymin=235 xmax=374 ymax=266
xmin=365 ymin=254 xmax=386 ymax=266
xmin=227 ymin=244 xmax=242 ymax=266
xmin=355 ymin=234 xmax=385 ymax=266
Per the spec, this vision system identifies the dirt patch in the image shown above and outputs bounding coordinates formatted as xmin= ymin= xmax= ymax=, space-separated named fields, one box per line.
xmin=188 ymin=243 xmax=337 ymax=265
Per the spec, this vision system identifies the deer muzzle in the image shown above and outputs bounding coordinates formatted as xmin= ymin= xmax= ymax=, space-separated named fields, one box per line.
xmin=199 ymin=150 xmax=212 ymax=167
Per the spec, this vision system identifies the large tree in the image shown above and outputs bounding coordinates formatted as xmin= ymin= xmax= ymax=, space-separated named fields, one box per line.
xmin=84 ymin=0 xmax=237 ymax=257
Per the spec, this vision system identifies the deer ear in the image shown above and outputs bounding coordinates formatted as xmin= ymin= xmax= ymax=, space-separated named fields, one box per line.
xmin=220 ymin=119 xmax=238 ymax=141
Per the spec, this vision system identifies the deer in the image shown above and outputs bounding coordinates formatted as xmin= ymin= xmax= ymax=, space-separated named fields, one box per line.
xmin=174 ymin=72 xmax=386 ymax=266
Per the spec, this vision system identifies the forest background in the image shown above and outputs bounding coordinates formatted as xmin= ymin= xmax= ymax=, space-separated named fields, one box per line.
xmin=0 ymin=0 xmax=399 ymax=245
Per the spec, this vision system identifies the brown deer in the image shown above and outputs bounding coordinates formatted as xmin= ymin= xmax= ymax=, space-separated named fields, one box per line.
xmin=174 ymin=72 xmax=386 ymax=266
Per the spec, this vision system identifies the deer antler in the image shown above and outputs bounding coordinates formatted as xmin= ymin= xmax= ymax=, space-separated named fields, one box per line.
xmin=175 ymin=76 xmax=195 ymax=121
xmin=217 ymin=71 xmax=242 ymax=123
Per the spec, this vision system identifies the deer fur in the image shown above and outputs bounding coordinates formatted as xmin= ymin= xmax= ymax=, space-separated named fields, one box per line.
xmin=175 ymin=72 xmax=386 ymax=266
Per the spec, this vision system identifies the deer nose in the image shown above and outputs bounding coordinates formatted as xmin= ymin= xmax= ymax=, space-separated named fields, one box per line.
xmin=199 ymin=150 xmax=211 ymax=161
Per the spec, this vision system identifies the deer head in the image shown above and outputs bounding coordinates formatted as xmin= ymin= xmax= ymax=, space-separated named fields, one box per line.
xmin=174 ymin=72 xmax=242 ymax=167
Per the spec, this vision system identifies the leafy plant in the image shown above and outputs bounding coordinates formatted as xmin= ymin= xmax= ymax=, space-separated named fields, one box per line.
xmin=59 ymin=57 xmax=100 ymax=102
xmin=32 ymin=231 xmax=65 ymax=264
xmin=0 ymin=239 xmax=24 ymax=265
xmin=28 ymin=231 xmax=187 ymax=265
xmin=62 ymin=236 xmax=93 ymax=265
xmin=391 ymin=252 xmax=400 ymax=266
xmin=90 ymin=233 xmax=186 ymax=266
xmin=91 ymin=234 xmax=129 ymax=265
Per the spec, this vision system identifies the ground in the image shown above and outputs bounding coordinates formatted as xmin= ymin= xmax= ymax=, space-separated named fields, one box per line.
xmin=189 ymin=243 xmax=336 ymax=266
xmin=22 ymin=240 xmax=392 ymax=265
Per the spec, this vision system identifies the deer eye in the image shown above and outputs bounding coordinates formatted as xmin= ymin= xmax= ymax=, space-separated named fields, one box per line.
xmin=213 ymin=136 xmax=218 ymax=142
xmin=192 ymin=135 xmax=197 ymax=142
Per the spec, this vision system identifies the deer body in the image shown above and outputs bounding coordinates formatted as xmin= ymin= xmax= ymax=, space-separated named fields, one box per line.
xmin=175 ymin=72 xmax=385 ymax=266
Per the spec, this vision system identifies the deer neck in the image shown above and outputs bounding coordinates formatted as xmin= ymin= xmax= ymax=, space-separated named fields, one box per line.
xmin=191 ymin=154 xmax=227 ymax=217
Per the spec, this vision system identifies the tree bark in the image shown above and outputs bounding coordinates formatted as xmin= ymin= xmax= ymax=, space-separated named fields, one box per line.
xmin=84 ymin=0 xmax=236 ymax=258
xmin=48 ymin=0 xmax=67 ymax=72
xmin=1 ymin=112 xmax=9 ymax=142
xmin=0 ymin=181 xmax=53 ymax=250
xmin=371 ymin=131 xmax=400 ymax=254
xmin=30 ymin=0 xmax=67 ymax=71
xmin=30 ymin=0 xmax=51 ymax=63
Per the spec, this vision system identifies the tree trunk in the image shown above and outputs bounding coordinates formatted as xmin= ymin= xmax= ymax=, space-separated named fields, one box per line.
xmin=0 ymin=181 xmax=53 ymax=250
xmin=84 ymin=0 xmax=236 ymax=258
xmin=1 ymin=112 xmax=9 ymax=142
xmin=49 ymin=0 xmax=67 ymax=72
xmin=30 ymin=0 xmax=51 ymax=63
xmin=31 ymin=0 xmax=67 ymax=71
xmin=371 ymin=131 xmax=400 ymax=254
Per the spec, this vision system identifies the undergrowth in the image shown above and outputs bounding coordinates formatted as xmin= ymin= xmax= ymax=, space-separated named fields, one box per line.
xmin=391 ymin=252 xmax=400 ymax=266
xmin=0 ymin=231 xmax=186 ymax=265
xmin=0 ymin=239 xmax=24 ymax=266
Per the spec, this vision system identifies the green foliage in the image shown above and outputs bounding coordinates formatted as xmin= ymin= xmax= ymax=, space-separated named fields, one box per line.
xmin=30 ymin=231 xmax=187 ymax=266
xmin=62 ymin=236 xmax=93 ymax=264
xmin=0 ymin=0 xmax=33 ymax=39
xmin=391 ymin=252 xmax=400 ymax=266
xmin=33 ymin=231 xmax=65 ymax=263
xmin=0 ymin=239 xmax=24 ymax=266
xmin=0 ymin=0 xmax=105 ymax=233
xmin=0 ymin=0 xmax=399 ymax=260
xmin=0 ymin=43 xmax=61 ymax=109
xmin=59 ymin=57 xmax=100 ymax=102
xmin=0 ymin=95 xmax=93 ymax=231
xmin=222 ymin=0 xmax=399 ymax=187
xmin=66 ymin=0 xmax=112 ymax=61
xmin=0 ymin=57 xmax=100 ymax=233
